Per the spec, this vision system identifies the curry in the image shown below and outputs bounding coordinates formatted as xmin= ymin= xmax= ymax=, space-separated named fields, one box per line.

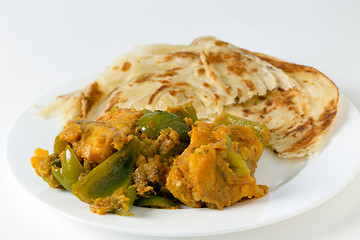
xmin=31 ymin=103 xmax=269 ymax=215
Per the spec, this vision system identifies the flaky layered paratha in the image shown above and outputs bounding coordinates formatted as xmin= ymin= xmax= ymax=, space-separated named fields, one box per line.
xmin=40 ymin=37 xmax=297 ymax=121
xmin=225 ymin=50 xmax=339 ymax=158
xmin=39 ymin=36 xmax=338 ymax=158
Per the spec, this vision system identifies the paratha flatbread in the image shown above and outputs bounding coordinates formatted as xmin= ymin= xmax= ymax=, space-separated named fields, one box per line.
xmin=225 ymin=51 xmax=339 ymax=158
xmin=39 ymin=36 xmax=338 ymax=158
xmin=39 ymin=37 xmax=297 ymax=122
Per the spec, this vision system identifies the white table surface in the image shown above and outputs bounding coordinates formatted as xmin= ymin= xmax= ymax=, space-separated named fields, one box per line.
xmin=1 ymin=0 xmax=360 ymax=239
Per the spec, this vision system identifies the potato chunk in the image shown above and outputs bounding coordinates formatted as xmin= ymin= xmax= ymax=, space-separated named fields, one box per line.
xmin=166 ymin=121 xmax=268 ymax=209
xmin=59 ymin=108 xmax=143 ymax=164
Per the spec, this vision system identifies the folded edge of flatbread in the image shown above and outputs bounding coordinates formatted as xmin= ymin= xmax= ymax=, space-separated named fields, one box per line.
xmin=225 ymin=50 xmax=339 ymax=158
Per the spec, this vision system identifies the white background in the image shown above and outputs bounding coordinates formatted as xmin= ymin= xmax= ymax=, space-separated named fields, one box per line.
xmin=1 ymin=0 xmax=360 ymax=239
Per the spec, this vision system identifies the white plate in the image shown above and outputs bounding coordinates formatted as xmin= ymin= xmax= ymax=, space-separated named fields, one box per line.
xmin=6 ymin=72 xmax=360 ymax=237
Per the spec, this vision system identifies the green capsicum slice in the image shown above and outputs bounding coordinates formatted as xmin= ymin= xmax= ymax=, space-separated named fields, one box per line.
xmin=159 ymin=142 xmax=188 ymax=162
xmin=226 ymin=150 xmax=251 ymax=176
xmin=138 ymin=110 xmax=190 ymax=142
xmin=167 ymin=102 xmax=198 ymax=123
xmin=135 ymin=194 xmax=177 ymax=209
xmin=72 ymin=137 xmax=140 ymax=203
xmin=114 ymin=186 xmax=137 ymax=216
xmin=224 ymin=135 xmax=250 ymax=176
xmin=51 ymin=145 xmax=85 ymax=191
xmin=53 ymin=135 xmax=68 ymax=155
xmin=215 ymin=112 xmax=270 ymax=146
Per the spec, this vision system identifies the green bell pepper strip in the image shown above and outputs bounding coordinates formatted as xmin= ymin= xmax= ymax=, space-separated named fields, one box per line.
xmin=169 ymin=102 xmax=198 ymax=123
xmin=135 ymin=195 xmax=177 ymax=209
xmin=138 ymin=111 xmax=190 ymax=142
xmin=142 ymin=109 xmax=152 ymax=115
xmin=215 ymin=112 xmax=270 ymax=146
xmin=224 ymin=135 xmax=250 ymax=176
xmin=51 ymin=145 xmax=85 ymax=191
xmin=159 ymin=142 xmax=188 ymax=162
xmin=53 ymin=135 xmax=68 ymax=154
xmin=113 ymin=186 xmax=137 ymax=216
xmin=48 ymin=153 xmax=61 ymax=168
xmin=182 ymin=102 xmax=198 ymax=122
xmin=226 ymin=150 xmax=250 ymax=176
xmin=72 ymin=137 xmax=140 ymax=203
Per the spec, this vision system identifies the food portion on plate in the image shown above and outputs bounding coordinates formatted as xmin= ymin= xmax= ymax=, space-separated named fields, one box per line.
xmin=32 ymin=103 xmax=269 ymax=214
xmin=32 ymin=36 xmax=339 ymax=215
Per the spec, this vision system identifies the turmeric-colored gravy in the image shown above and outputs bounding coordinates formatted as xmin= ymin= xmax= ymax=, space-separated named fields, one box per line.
xmin=31 ymin=104 xmax=268 ymax=215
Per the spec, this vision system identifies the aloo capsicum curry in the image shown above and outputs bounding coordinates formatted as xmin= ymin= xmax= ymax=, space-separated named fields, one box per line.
xmin=31 ymin=103 xmax=269 ymax=215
